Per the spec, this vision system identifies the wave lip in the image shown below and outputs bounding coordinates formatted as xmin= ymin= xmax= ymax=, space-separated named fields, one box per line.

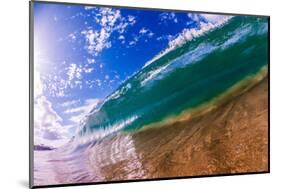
xmin=143 ymin=15 xmax=233 ymax=68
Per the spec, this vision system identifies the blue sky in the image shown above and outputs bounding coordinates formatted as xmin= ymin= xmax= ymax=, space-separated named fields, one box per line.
xmin=33 ymin=2 xmax=229 ymax=147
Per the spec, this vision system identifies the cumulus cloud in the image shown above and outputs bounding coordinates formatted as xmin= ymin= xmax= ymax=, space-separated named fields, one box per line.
xmin=128 ymin=28 xmax=154 ymax=46
xmin=34 ymin=95 xmax=68 ymax=147
xmin=156 ymin=34 xmax=174 ymax=41
xmin=159 ymin=12 xmax=178 ymax=23
xmin=34 ymin=71 xmax=70 ymax=148
xmin=84 ymin=6 xmax=95 ymax=10
xmin=118 ymin=35 xmax=126 ymax=44
xmin=115 ymin=15 xmax=136 ymax=34
xmin=139 ymin=27 xmax=148 ymax=34
xmin=129 ymin=38 xmax=138 ymax=46
xmin=81 ymin=29 xmax=112 ymax=55
xmin=67 ymin=63 xmax=83 ymax=81
xmin=68 ymin=33 xmax=76 ymax=41
xmin=87 ymin=58 xmax=95 ymax=64
xmin=66 ymin=98 xmax=100 ymax=125
xmin=187 ymin=13 xmax=202 ymax=23
xmin=81 ymin=8 xmax=136 ymax=55
xmin=84 ymin=67 xmax=94 ymax=73
xmin=60 ymin=99 xmax=80 ymax=107
xmin=119 ymin=35 xmax=125 ymax=40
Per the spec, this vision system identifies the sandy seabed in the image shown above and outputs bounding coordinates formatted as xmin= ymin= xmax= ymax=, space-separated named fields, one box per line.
xmin=34 ymin=77 xmax=268 ymax=186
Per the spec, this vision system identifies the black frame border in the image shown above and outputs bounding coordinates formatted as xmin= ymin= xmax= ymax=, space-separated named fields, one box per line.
xmin=29 ymin=1 xmax=270 ymax=188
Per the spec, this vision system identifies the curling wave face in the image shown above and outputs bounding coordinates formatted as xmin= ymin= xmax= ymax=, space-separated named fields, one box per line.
xmin=75 ymin=16 xmax=268 ymax=145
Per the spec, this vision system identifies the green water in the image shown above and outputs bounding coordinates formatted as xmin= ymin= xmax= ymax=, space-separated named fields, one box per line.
xmin=78 ymin=16 xmax=268 ymax=138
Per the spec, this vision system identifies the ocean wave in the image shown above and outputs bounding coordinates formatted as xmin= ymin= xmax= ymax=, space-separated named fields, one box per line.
xmin=76 ymin=16 xmax=268 ymax=143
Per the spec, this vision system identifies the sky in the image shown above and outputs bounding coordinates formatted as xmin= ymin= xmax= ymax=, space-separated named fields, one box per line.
xmin=33 ymin=2 xmax=229 ymax=147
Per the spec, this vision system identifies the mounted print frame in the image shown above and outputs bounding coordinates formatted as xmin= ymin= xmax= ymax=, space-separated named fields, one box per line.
xmin=29 ymin=1 xmax=270 ymax=188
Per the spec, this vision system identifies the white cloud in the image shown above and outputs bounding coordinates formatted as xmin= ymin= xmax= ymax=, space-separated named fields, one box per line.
xmin=60 ymin=99 xmax=80 ymax=107
xmin=85 ymin=78 xmax=105 ymax=88
xmin=87 ymin=58 xmax=95 ymax=64
xmin=67 ymin=64 xmax=77 ymax=81
xmin=84 ymin=67 xmax=94 ymax=73
xmin=34 ymin=95 xmax=69 ymax=148
xmin=82 ymin=8 xmax=136 ymax=55
xmin=34 ymin=70 xmax=67 ymax=147
xmin=119 ymin=35 xmax=125 ymax=40
xmin=68 ymin=33 xmax=76 ymax=41
xmin=82 ymin=8 xmax=120 ymax=55
xmin=129 ymin=40 xmax=137 ymax=46
xmin=45 ymin=76 xmax=68 ymax=98
xmin=128 ymin=28 xmax=154 ymax=46
xmin=187 ymin=13 xmax=202 ymax=23
xmin=139 ymin=27 xmax=154 ymax=37
xmin=139 ymin=27 xmax=148 ymax=34
xmin=82 ymin=28 xmax=112 ymax=55
xmin=118 ymin=35 xmax=126 ymax=44
xmin=96 ymin=79 xmax=102 ymax=86
xmin=64 ymin=98 xmax=99 ymax=114
xmin=115 ymin=15 xmax=136 ymax=34
xmin=128 ymin=15 xmax=136 ymax=23
xmin=40 ymin=63 xmax=86 ymax=98
xmin=67 ymin=98 xmax=100 ymax=124
xmin=69 ymin=115 xmax=84 ymax=125
xmin=40 ymin=61 xmax=95 ymax=98
xmin=148 ymin=31 xmax=154 ymax=37
xmin=84 ymin=6 xmax=95 ymax=10
xmin=40 ymin=61 xmax=85 ymax=98
xmin=128 ymin=37 xmax=139 ymax=46
xmin=67 ymin=63 xmax=83 ymax=81
xmin=159 ymin=12 xmax=178 ymax=23
xmin=156 ymin=34 xmax=174 ymax=41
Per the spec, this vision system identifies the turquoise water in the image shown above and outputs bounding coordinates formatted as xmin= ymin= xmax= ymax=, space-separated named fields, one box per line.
xmin=78 ymin=16 xmax=268 ymax=139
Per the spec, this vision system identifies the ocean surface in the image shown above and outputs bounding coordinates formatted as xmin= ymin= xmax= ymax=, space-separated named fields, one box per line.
xmin=76 ymin=15 xmax=268 ymax=144
xmin=34 ymin=15 xmax=269 ymax=186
